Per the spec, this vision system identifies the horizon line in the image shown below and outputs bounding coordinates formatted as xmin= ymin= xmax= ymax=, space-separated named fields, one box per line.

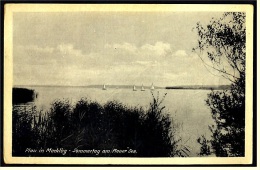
xmin=13 ymin=84 xmax=231 ymax=87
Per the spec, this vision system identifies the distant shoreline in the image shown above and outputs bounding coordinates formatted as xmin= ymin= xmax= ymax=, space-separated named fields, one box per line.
xmin=165 ymin=85 xmax=231 ymax=90
xmin=13 ymin=84 xmax=231 ymax=90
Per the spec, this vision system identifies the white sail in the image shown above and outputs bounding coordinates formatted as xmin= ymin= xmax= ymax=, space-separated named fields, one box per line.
xmin=141 ymin=84 xmax=145 ymax=91
xmin=102 ymin=84 xmax=107 ymax=90
xmin=151 ymin=83 xmax=155 ymax=90
xmin=133 ymin=85 xmax=137 ymax=91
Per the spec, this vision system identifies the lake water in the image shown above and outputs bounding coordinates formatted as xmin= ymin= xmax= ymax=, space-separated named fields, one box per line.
xmin=16 ymin=86 xmax=215 ymax=157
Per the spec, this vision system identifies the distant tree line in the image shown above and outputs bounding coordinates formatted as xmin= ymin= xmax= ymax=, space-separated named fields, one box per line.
xmin=13 ymin=87 xmax=36 ymax=104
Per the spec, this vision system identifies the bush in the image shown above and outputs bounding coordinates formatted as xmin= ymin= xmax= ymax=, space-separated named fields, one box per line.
xmin=197 ymin=74 xmax=245 ymax=157
xmin=12 ymin=105 xmax=38 ymax=156
xmin=12 ymin=92 xmax=187 ymax=157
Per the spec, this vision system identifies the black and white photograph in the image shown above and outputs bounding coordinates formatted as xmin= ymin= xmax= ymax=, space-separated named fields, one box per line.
xmin=3 ymin=3 xmax=255 ymax=165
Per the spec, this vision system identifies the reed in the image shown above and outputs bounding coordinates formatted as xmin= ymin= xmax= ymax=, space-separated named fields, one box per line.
xmin=12 ymin=93 xmax=189 ymax=157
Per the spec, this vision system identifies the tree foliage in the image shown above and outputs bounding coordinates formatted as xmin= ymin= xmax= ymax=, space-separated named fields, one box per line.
xmin=193 ymin=12 xmax=245 ymax=157
xmin=193 ymin=12 xmax=245 ymax=83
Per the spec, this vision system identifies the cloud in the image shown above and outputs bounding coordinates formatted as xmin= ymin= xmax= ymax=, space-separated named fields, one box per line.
xmin=104 ymin=41 xmax=172 ymax=64
xmin=105 ymin=43 xmax=137 ymax=53
xmin=14 ymin=43 xmax=102 ymax=68
xmin=13 ymin=42 xmax=230 ymax=86
xmin=174 ymin=50 xmax=187 ymax=57
xmin=13 ymin=45 xmax=55 ymax=66
xmin=134 ymin=60 xmax=159 ymax=67
xmin=57 ymin=43 xmax=83 ymax=57
xmin=17 ymin=45 xmax=55 ymax=53
xmin=140 ymin=41 xmax=171 ymax=56
xmin=105 ymin=41 xmax=172 ymax=57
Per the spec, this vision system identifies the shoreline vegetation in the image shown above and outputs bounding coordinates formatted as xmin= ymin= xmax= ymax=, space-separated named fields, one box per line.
xmin=12 ymin=88 xmax=190 ymax=157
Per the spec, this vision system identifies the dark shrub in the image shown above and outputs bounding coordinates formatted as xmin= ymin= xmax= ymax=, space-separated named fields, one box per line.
xmin=12 ymin=105 xmax=38 ymax=156
xmin=12 ymin=93 xmax=186 ymax=157
xmin=13 ymin=88 xmax=36 ymax=104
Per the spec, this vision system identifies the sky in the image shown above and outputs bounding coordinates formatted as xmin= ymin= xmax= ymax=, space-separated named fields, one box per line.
xmin=13 ymin=12 xmax=231 ymax=87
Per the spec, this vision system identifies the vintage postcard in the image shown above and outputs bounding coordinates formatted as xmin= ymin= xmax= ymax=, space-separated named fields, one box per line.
xmin=3 ymin=4 xmax=254 ymax=165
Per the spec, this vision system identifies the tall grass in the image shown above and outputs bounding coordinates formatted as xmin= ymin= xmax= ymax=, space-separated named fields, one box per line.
xmin=13 ymin=92 xmax=190 ymax=157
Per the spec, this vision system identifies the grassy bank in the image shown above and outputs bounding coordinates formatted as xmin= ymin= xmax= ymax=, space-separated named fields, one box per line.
xmin=13 ymin=92 xmax=189 ymax=157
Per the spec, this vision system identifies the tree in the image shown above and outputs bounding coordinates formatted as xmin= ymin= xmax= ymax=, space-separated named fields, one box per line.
xmin=193 ymin=12 xmax=245 ymax=156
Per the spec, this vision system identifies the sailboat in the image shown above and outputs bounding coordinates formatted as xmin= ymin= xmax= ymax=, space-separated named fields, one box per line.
xmin=133 ymin=85 xmax=137 ymax=91
xmin=102 ymin=84 xmax=107 ymax=90
xmin=141 ymin=84 xmax=145 ymax=91
xmin=151 ymin=83 xmax=155 ymax=90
